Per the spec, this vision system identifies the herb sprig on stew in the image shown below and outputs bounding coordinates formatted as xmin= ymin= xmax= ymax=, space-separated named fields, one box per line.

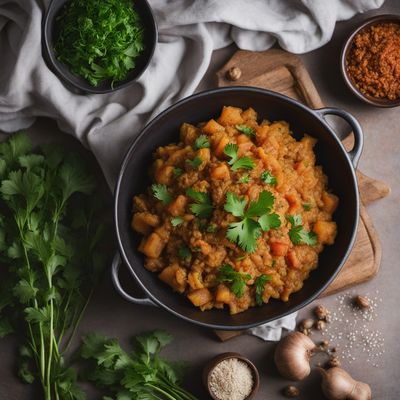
xmin=224 ymin=144 xmax=255 ymax=171
xmin=217 ymin=265 xmax=251 ymax=298
xmin=287 ymin=214 xmax=317 ymax=245
xmin=224 ymin=191 xmax=281 ymax=252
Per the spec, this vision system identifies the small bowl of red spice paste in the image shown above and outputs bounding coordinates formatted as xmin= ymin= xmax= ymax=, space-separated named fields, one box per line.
xmin=341 ymin=15 xmax=400 ymax=107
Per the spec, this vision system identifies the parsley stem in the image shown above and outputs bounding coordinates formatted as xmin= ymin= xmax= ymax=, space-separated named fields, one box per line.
xmin=145 ymin=383 xmax=178 ymax=400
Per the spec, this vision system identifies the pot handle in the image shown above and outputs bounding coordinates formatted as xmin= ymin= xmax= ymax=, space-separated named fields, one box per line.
xmin=111 ymin=253 xmax=156 ymax=306
xmin=315 ymin=107 xmax=364 ymax=168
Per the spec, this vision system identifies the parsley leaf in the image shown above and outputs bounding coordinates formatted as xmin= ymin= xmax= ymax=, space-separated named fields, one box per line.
xmin=55 ymin=0 xmax=145 ymax=87
xmin=186 ymin=188 xmax=213 ymax=218
xmin=287 ymin=214 xmax=317 ymax=245
xmin=224 ymin=191 xmax=280 ymax=252
xmin=194 ymin=135 xmax=210 ymax=149
xmin=217 ymin=264 xmax=251 ymax=298
xmin=206 ymin=224 xmax=217 ymax=233
xmin=260 ymin=171 xmax=277 ymax=185
xmin=224 ymin=144 xmax=254 ymax=171
xmin=178 ymin=245 xmax=192 ymax=261
xmin=238 ymin=174 xmax=251 ymax=183
xmin=254 ymin=274 xmax=272 ymax=306
xmin=152 ymin=184 xmax=172 ymax=204
xmin=173 ymin=167 xmax=183 ymax=177
xmin=236 ymin=124 xmax=255 ymax=138
xmin=171 ymin=216 xmax=184 ymax=227
xmin=185 ymin=156 xmax=202 ymax=169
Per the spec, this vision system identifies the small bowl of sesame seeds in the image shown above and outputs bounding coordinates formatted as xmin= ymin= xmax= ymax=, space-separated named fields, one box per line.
xmin=203 ymin=352 xmax=260 ymax=400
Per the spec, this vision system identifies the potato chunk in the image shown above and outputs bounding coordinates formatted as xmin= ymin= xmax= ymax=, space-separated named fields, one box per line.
xmin=131 ymin=212 xmax=159 ymax=235
xmin=159 ymin=264 xmax=187 ymax=293
xmin=322 ymin=192 xmax=339 ymax=213
xmin=187 ymin=288 xmax=212 ymax=307
xmin=313 ymin=220 xmax=337 ymax=245
xmin=203 ymin=119 xmax=224 ymax=135
xmin=139 ymin=232 xmax=165 ymax=258
xmin=217 ymin=106 xmax=244 ymax=126
xmin=167 ymin=195 xmax=187 ymax=216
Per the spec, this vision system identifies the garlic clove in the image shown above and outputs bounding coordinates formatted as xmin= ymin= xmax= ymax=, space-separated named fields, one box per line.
xmin=319 ymin=367 xmax=372 ymax=400
xmin=274 ymin=332 xmax=316 ymax=381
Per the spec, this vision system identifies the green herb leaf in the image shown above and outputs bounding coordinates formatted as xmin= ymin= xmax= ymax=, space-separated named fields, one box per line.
xmin=235 ymin=124 xmax=255 ymax=138
xmin=303 ymin=203 xmax=312 ymax=211
xmin=152 ymin=184 xmax=173 ymax=204
xmin=287 ymin=214 xmax=317 ymax=245
xmin=258 ymin=213 xmax=281 ymax=231
xmin=194 ymin=135 xmax=210 ymax=149
xmin=217 ymin=264 xmax=251 ymax=298
xmin=171 ymin=216 xmax=184 ymax=227
xmin=178 ymin=245 xmax=192 ymax=261
xmin=206 ymin=224 xmax=217 ymax=233
xmin=186 ymin=188 xmax=213 ymax=218
xmin=238 ymin=174 xmax=251 ymax=183
xmin=224 ymin=192 xmax=247 ymax=217
xmin=226 ymin=218 xmax=261 ymax=253
xmin=254 ymin=274 xmax=272 ymax=306
xmin=173 ymin=167 xmax=183 ymax=177
xmin=223 ymin=144 xmax=254 ymax=171
xmin=186 ymin=156 xmax=202 ymax=169
xmin=260 ymin=171 xmax=277 ymax=185
xmin=245 ymin=191 xmax=274 ymax=218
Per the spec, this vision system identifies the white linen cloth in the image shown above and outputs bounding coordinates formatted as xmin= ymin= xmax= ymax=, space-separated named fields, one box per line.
xmin=0 ymin=0 xmax=384 ymax=340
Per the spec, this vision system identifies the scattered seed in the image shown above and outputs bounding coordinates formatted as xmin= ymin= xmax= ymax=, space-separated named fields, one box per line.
xmin=283 ymin=385 xmax=300 ymax=398
xmin=354 ymin=295 xmax=370 ymax=309
xmin=226 ymin=66 xmax=242 ymax=81
xmin=314 ymin=305 xmax=330 ymax=321
xmin=315 ymin=320 xmax=326 ymax=331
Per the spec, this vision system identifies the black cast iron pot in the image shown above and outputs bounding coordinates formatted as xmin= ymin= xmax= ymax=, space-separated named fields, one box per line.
xmin=113 ymin=87 xmax=363 ymax=330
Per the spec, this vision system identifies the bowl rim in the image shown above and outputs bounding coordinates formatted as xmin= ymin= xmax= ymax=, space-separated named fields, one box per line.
xmin=340 ymin=14 xmax=400 ymax=108
xmin=203 ymin=352 xmax=260 ymax=400
xmin=42 ymin=0 xmax=158 ymax=94
xmin=114 ymin=86 xmax=360 ymax=330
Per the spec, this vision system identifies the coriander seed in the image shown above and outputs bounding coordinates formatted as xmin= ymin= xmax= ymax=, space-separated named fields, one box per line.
xmin=226 ymin=66 xmax=242 ymax=81
xmin=283 ymin=385 xmax=300 ymax=397
xmin=354 ymin=295 xmax=370 ymax=309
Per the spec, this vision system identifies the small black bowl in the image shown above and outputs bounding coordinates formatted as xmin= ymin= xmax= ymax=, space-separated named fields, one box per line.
xmin=42 ymin=0 xmax=157 ymax=94
xmin=341 ymin=14 xmax=400 ymax=108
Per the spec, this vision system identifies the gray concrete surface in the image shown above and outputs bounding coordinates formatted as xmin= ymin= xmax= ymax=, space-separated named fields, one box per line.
xmin=1 ymin=1 xmax=399 ymax=399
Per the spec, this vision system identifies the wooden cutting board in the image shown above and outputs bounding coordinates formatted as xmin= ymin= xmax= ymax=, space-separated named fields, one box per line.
xmin=214 ymin=49 xmax=390 ymax=341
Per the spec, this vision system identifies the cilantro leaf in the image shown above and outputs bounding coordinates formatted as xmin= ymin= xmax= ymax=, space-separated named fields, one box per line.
xmin=178 ymin=245 xmax=192 ymax=261
xmin=152 ymin=184 xmax=173 ymax=204
xmin=194 ymin=135 xmax=210 ymax=149
xmin=173 ymin=167 xmax=183 ymax=177
xmin=254 ymin=274 xmax=272 ymax=306
xmin=171 ymin=216 xmax=184 ymax=227
xmin=260 ymin=171 xmax=277 ymax=185
xmin=287 ymin=214 xmax=317 ymax=245
xmin=223 ymin=144 xmax=254 ymax=171
xmin=303 ymin=203 xmax=312 ymax=211
xmin=224 ymin=192 xmax=247 ymax=217
xmin=226 ymin=218 xmax=261 ymax=253
xmin=217 ymin=264 xmax=251 ymax=298
xmin=236 ymin=124 xmax=255 ymax=138
xmin=258 ymin=213 xmax=281 ymax=231
xmin=186 ymin=188 xmax=213 ymax=218
xmin=245 ymin=191 xmax=274 ymax=218
xmin=238 ymin=174 xmax=251 ymax=183
xmin=185 ymin=156 xmax=202 ymax=169
xmin=206 ymin=224 xmax=217 ymax=233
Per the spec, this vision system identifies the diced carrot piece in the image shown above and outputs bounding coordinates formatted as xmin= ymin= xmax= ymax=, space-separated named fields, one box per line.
xmin=167 ymin=195 xmax=187 ymax=216
xmin=237 ymin=134 xmax=251 ymax=144
xmin=257 ymin=147 xmax=269 ymax=167
xmin=203 ymin=119 xmax=224 ymax=135
xmin=188 ymin=288 xmax=213 ymax=306
xmin=256 ymin=125 xmax=270 ymax=144
xmin=322 ymin=192 xmax=339 ymax=213
xmin=215 ymin=136 xmax=230 ymax=158
xmin=217 ymin=106 xmax=244 ymax=126
xmin=285 ymin=193 xmax=300 ymax=213
xmin=140 ymin=232 xmax=165 ymax=258
xmin=211 ymin=163 xmax=230 ymax=180
xmin=270 ymin=241 xmax=289 ymax=256
xmin=313 ymin=221 xmax=337 ymax=245
xmin=238 ymin=141 xmax=253 ymax=157
xmin=287 ymin=249 xmax=300 ymax=269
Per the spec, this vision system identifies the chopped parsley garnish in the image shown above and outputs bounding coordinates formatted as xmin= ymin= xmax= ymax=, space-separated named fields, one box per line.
xmin=185 ymin=156 xmax=202 ymax=169
xmin=254 ymin=274 xmax=272 ymax=305
xmin=171 ymin=216 xmax=184 ymax=227
xmin=217 ymin=264 xmax=251 ymax=298
xmin=194 ymin=135 xmax=210 ymax=150
xmin=54 ymin=0 xmax=145 ymax=87
xmin=271 ymin=259 xmax=277 ymax=268
xmin=178 ymin=245 xmax=192 ymax=261
xmin=287 ymin=214 xmax=317 ymax=246
xmin=206 ymin=224 xmax=217 ymax=233
xmin=224 ymin=144 xmax=254 ymax=171
xmin=238 ymin=174 xmax=251 ymax=184
xmin=260 ymin=171 xmax=277 ymax=185
xmin=173 ymin=167 xmax=183 ymax=177
xmin=224 ymin=191 xmax=281 ymax=253
xmin=185 ymin=188 xmax=213 ymax=218
xmin=151 ymin=184 xmax=172 ymax=204
xmin=235 ymin=124 xmax=255 ymax=138
xmin=303 ymin=203 xmax=312 ymax=211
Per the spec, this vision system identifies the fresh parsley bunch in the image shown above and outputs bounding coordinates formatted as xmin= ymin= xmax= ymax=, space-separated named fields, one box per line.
xmin=55 ymin=0 xmax=145 ymax=87
xmin=0 ymin=133 xmax=108 ymax=400
xmin=81 ymin=330 xmax=197 ymax=400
